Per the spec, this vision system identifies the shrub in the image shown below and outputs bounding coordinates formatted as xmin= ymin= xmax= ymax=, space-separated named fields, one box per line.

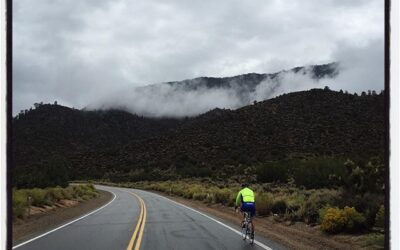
xmin=321 ymin=207 xmax=347 ymax=233
xmin=299 ymin=189 xmax=341 ymax=224
xmin=193 ymin=192 xmax=207 ymax=201
xmin=257 ymin=193 xmax=273 ymax=216
xmin=44 ymin=187 xmax=64 ymax=205
xmin=293 ymin=158 xmax=347 ymax=189
xmin=12 ymin=190 xmax=28 ymax=219
xmin=214 ymin=188 xmax=232 ymax=205
xmin=286 ymin=193 xmax=305 ymax=214
xmin=374 ymin=205 xmax=384 ymax=228
xmin=256 ymin=162 xmax=288 ymax=183
xmin=321 ymin=206 xmax=366 ymax=233
xmin=227 ymin=191 xmax=237 ymax=207
xmin=205 ymin=193 xmax=215 ymax=204
xmin=318 ymin=205 xmax=331 ymax=224
xmin=343 ymin=206 xmax=366 ymax=232
xmin=339 ymin=192 xmax=383 ymax=226
xmin=271 ymin=199 xmax=287 ymax=214
xmin=29 ymin=188 xmax=47 ymax=206
xmin=344 ymin=157 xmax=385 ymax=193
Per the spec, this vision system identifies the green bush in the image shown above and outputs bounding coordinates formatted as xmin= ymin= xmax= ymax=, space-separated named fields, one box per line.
xmin=318 ymin=206 xmax=330 ymax=224
xmin=286 ymin=193 xmax=305 ymax=214
xmin=299 ymin=189 xmax=341 ymax=224
xmin=46 ymin=187 xmax=64 ymax=200
xmin=12 ymin=190 xmax=28 ymax=219
xmin=339 ymin=192 xmax=382 ymax=227
xmin=343 ymin=206 xmax=366 ymax=232
xmin=321 ymin=207 xmax=347 ymax=233
xmin=12 ymin=184 xmax=99 ymax=220
xmin=214 ymin=188 xmax=232 ymax=205
xmin=72 ymin=185 xmax=85 ymax=197
xmin=228 ymin=191 xmax=237 ymax=207
xmin=205 ymin=193 xmax=215 ymax=204
xmin=375 ymin=205 xmax=384 ymax=228
xmin=256 ymin=193 xmax=273 ymax=216
xmin=256 ymin=162 xmax=288 ymax=183
xmin=28 ymin=188 xmax=47 ymax=206
xmin=61 ymin=188 xmax=73 ymax=200
xmin=321 ymin=206 xmax=366 ymax=233
xmin=344 ymin=157 xmax=385 ymax=193
xmin=293 ymin=158 xmax=347 ymax=189
xmin=193 ymin=192 xmax=207 ymax=201
xmin=271 ymin=199 xmax=287 ymax=214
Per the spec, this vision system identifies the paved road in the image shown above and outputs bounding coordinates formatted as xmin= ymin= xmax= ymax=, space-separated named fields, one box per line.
xmin=13 ymin=185 xmax=286 ymax=250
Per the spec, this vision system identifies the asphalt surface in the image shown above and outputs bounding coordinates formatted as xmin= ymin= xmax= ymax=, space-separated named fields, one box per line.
xmin=13 ymin=185 xmax=287 ymax=250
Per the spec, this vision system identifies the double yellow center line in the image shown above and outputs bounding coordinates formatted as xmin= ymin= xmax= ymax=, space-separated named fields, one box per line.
xmin=127 ymin=192 xmax=147 ymax=250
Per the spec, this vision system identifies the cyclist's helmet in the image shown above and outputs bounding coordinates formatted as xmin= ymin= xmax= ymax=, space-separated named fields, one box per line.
xmin=241 ymin=183 xmax=249 ymax=188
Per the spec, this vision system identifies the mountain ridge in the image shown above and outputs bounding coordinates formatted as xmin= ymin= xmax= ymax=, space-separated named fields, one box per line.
xmin=12 ymin=88 xmax=384 ymax=187
xmin=85 ymin=63 xmax=339 ymax=118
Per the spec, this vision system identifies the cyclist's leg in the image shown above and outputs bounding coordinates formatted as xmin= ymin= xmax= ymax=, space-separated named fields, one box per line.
xmin=251 ymin=220 xmax=255 ymax=237
xmin=250 ymin=203 xmax=256 ymax=237
xmin=239 ymin=204 xmax=246 ymax=228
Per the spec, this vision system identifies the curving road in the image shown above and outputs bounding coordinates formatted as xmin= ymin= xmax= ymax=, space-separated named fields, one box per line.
xmin=13 ymin=185 xmax=286 ymax=250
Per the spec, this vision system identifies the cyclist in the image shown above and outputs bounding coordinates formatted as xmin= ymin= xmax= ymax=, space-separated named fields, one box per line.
xmin=235 ymin=183 xmax=255 ymax=238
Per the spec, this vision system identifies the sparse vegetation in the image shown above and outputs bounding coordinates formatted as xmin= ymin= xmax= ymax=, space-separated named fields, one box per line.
xmin=95 ymin=177 xmax=383 ymax=236
xmin=12 ymin=184 xmax=98 ymax=220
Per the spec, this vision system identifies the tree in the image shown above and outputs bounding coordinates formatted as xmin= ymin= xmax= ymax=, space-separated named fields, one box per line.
xmin=34 ymin=103 xmax=39 ymax=109
xmin=324 ymin=86 xmax=330 ymax=91
xmin=256 ymin=162 xmax=288 ymax=183
xmin=54 ymin=101 xmax=58 ymax=105
xmin=41 ymin=155 xmax=69 ymax=188
xmin=344 ymin=157 xmax=384 ymax=193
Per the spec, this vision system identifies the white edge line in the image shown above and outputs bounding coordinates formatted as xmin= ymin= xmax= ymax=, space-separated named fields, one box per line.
xmin=12 ymin=190 xmax=117 ymax=249
xmin=136 ymin=189 xmax=273 ymax=250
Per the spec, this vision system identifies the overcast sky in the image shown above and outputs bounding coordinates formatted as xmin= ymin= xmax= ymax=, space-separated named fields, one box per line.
xmin=13 ymin=0 xmax=384 ymax=115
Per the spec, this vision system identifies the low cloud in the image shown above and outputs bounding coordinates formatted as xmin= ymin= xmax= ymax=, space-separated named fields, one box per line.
xmin=89 ymin=38 xmax=384 ymax=118
xmin=88 ymin=67 xmax=334 ymax=117
xmin=13 ymin=0 xmax=384 ymax=115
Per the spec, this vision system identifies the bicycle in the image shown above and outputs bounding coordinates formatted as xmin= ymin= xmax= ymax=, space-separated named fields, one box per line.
xmin=241 ymin=211 xmax=254 ymax=244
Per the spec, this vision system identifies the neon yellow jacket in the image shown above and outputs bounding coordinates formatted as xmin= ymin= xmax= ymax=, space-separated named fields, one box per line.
xmin=235 ymin=187 xmax=255 ymax=207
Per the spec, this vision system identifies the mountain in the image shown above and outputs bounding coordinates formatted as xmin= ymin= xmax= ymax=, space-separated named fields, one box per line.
xmin=89 ymin=63 xmax=339 ymax=117
xmin=163 ymin=62 xmax=338 ymax=89
xmin=12 ymin=88 xmax=384 ymax=187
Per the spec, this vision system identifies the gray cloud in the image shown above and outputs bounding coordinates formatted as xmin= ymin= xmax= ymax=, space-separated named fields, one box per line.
xmin=13 ymin=0 xmax=384 ymax=116
xmin=86 ymin=68 xmax=323 ymax=117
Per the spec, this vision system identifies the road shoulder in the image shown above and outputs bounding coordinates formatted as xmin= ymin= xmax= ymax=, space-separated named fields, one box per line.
xmin=12 ymin=190 xmax=113 ymax=245
xmin=151 ymin=191 xmax=363 ymax=250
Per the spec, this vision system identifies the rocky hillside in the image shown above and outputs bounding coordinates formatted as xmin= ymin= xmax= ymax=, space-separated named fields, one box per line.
xmin=12 ymin=88 xmax=384 ymax=187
